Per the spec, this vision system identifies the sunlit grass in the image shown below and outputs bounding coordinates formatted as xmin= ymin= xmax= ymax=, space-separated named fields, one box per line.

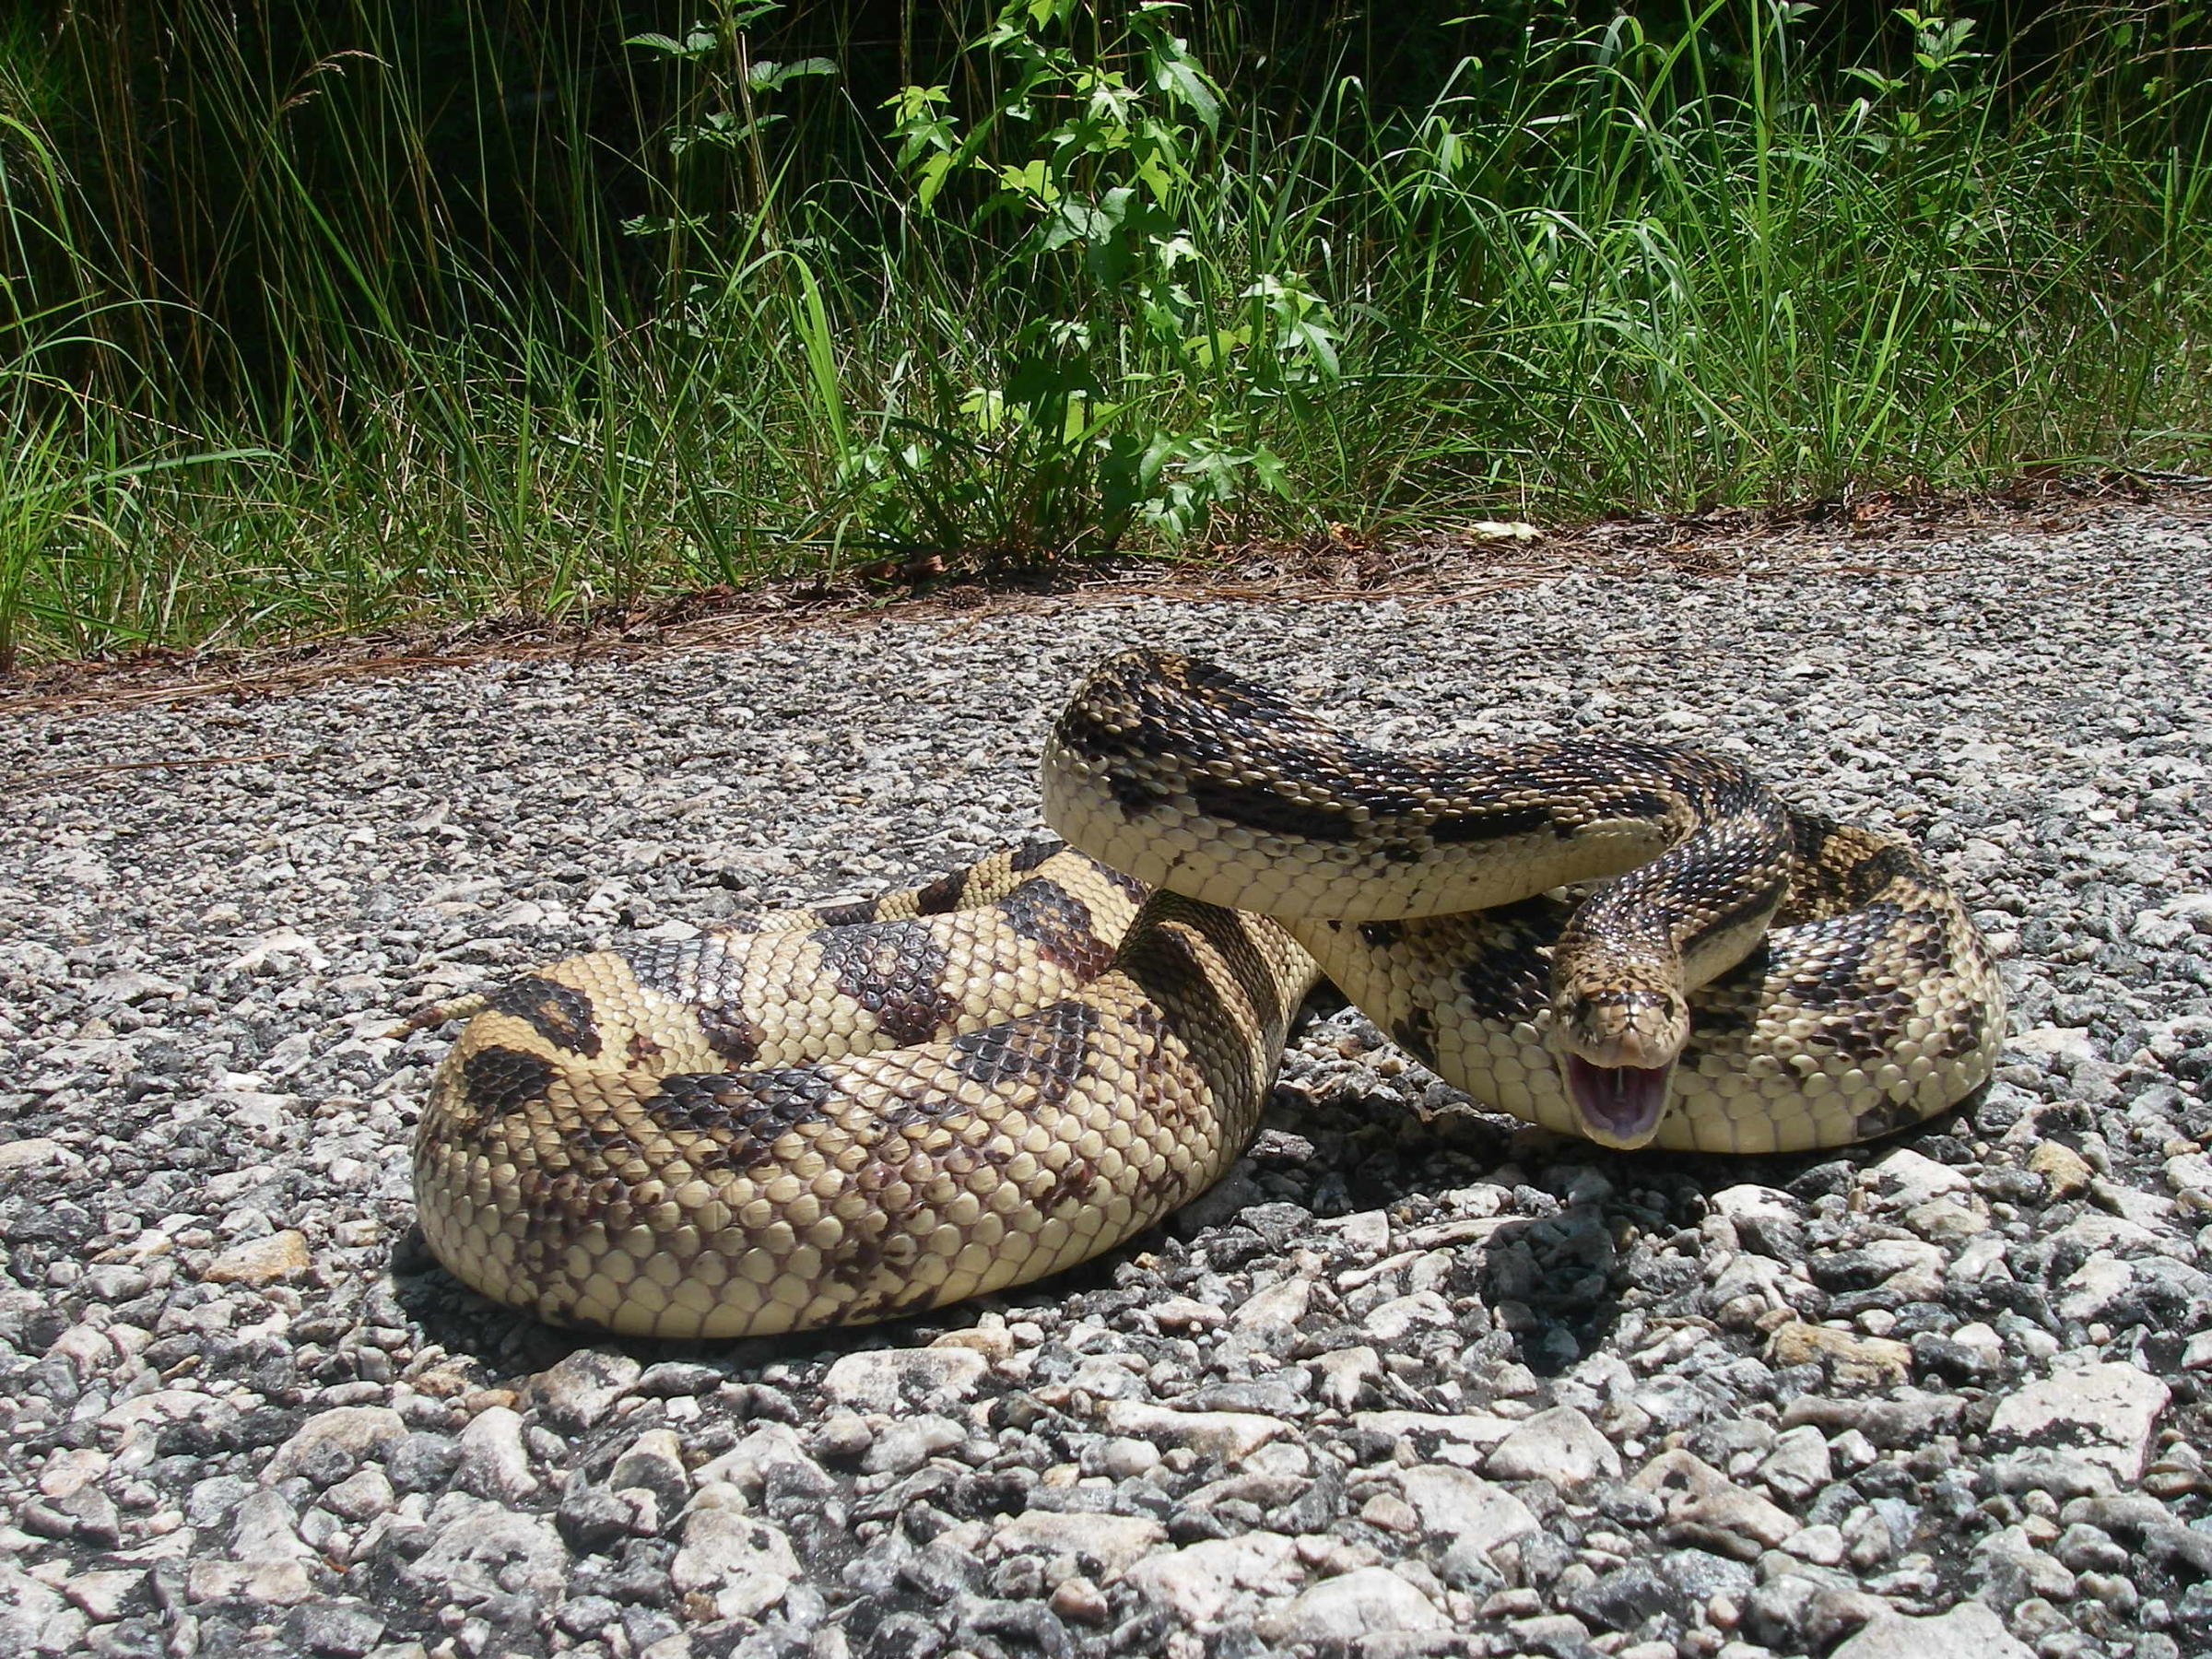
xmin=0 ymin=1 xmax=2205 ymax=665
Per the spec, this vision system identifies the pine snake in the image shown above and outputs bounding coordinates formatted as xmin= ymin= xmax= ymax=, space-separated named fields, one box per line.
xmin=407 ymin=650 xmax=2005 ymax=1338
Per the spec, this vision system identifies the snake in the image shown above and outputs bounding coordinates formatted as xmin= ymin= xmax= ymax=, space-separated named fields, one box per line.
xmin=406 ymin=650 xmax=2006 ymax=1339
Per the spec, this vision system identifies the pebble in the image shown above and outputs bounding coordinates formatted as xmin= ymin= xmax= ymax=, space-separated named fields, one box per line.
xmin=1484 ymin=1405 xmax=1622 ymax=1487
xmin=1097 ymin=1400 xmax=1283 ymax=1461
xmin=266 ymin=1408 xmax=409 ymax=1484
xmin=1754 ymin=1424 xmax=1833 ymax=1503
xmin=62 ymin=1569 xmax=142 ymax=1621
xmin=1253 ymin=1565 xmax=1449 ymax=1643
xmin=669 ymin=1504 xmax=801 ymax=1621
xmin=1765 ymin=1322 xmax=1913 ymax=1388
xmin=199 ymin=1228 xmax=312 ymax=1285
xmin=994 ymin=1512 xmax=1166 ymax=1579
xmin=1987 ymin=1361 xmax=2171 ymax=1483
xmin=0 ymin=1138 xmax=69 ymax=1172
xmin=1831 ymin=1602 xmax=2036 ymax=1658
xmin=527 ymin=1349 xmax=641 ymax=1430
xmin=453 ymin=1406 xmax=538 ymax=1502
xmin=290 ymin=1602 xmax=387 ymax=1657
xmin=819 ymin=1347 xmax=987 ymax=1413
xmin=1124 ymin=1532 xmax=1303 ymax=1623
xmin=1395 ymin=1465 xmax=1540 ymax=1559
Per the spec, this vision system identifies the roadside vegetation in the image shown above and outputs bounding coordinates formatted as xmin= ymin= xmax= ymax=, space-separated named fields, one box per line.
xmin=1 ymin=0 xmax=2206 ymax=667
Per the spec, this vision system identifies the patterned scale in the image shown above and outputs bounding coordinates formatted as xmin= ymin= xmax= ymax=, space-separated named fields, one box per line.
xmin=408 ymin=650 xmax=2005 ymax=1337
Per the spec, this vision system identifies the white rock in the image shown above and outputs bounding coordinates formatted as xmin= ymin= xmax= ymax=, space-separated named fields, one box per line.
xmin=1064 ymin=1354 xmax=1149 ymax=1401
xmin=1972 ymin=1524 xmax=2077 ymax=1601
xmin=693 ymin=1422 xmax=828 ymax=1500
xmin=225 ymin=929 xmax=326 ymax=971
xmin=671 ymin=1510 xmax=800 ymax=1621
xmin=62 ymin=1570 xmax=144 ymax=1622
xmin=1330 ymin=1210 xmax=1392 ymax=1253
xmin=2046 ymin=1211 xmax=2171 ymax=1257
xmin=992 ymin=1512 xmax=1165 ymax=1580
xmin=454 ymin=1406 xmax=538 ymax=1502
xmin=1868 ymin=1148 xmax=1972 ymax=1206
xmin=860 ymin=1413 xmax=964 ymax=1476
xmin=403 ymin=1502 xmax=569 ymax=1600
xmin=2008 ymin=1026 xmax=2100 ymax=1065
xmin=1666 ymin=1483 xmax=1803 ymax=1556
xmin=230 ymin=1490 xmax=313 ymax=1563
xmin=1989 ymin=1362 xmax=2171 ymax=1482
xmin=1312 ymin=1346 xmax=1382 ymax=1413
xmin=45 ymin=1323 xmax=116 ymax=1378
xmin=1231 ymin=1277 xmax=1311 ymax=1334
xmin=320 ymin=1466 xmax=396 ymax=1524
xmin=1395 ymin=1465 xmax=1539 ymax=1559
xmin=88 ymin=969 xmax=182 ymax=1005
xmin=1099 ymin=1437 xmax=1162 ymax=1479
xmin=1853 ymin=1238 xmax=1948 ymax=1298
xmin=1830 ymin=1602 xmax=2033 ymax=1658
xmin=1948 ymin=1323 xmax=2005 ymax=1365
xmin=1254 ymin=1565 xmax=1448 ymax=1643
xmin=819 ymin=1347 xmax=988 ymax=1413
xmin=37 ymin=1447 xmax=109 ymax=1500
xmin=184 ymin=1560 xmax=314 ymax=1606
xmin=1148 ymin=1295 xmax=1226 ymax=1332
xmin=0 ymin=1138 xmax=69 ymax=1172
xmin=1782 ymin=1524 xmax=1847 ymax=1566
xmin=1707 ymin=1183 xmax=1802 ymax=1226
xmin=2056 ymin=1256 xmax=2138 ymax=1321
xmin=1351 ymin=1411 xmax=1518 ymax=1455
xmin=528 ymin=1349 xmax=641 ymax=1430
xmin=2164 ymin=1151 xmax=2212 ymax=1198
xmin=1362 ymin=1290 xmax=1456 ymax=1341
xmin=265 ymin=1407 xmax=407 ymax=1482
xmin=1124 ymin=1532 xmax=1301 ymax=1624
xmin=1947 ymin=1234 xmax=2011 ymax=1283
xmin=1756 ymin=1425 xmax=1834 ymax=1504
xmin=1099 ymin=1400 xmax=1284 ymax=1462
xmin=609 ymin=1429 xmax=690 ymax=1508
xmin=0 ymin=1565 xmax=65 ymax=1653
xmin=1483 ymin=1406 xmax=1621 ymax=1487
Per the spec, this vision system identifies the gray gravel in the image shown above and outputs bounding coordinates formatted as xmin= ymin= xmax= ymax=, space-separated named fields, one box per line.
xmin=4 ymin=503 xmax=2210 ymax=1659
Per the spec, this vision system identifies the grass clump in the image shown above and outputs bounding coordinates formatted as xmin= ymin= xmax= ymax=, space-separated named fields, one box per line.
xmin=0 ymin=0 xmax=2206 ymax=666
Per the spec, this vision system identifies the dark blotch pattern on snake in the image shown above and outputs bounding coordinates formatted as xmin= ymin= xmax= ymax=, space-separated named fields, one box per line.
xmin=407 ymin=650 xmax=2005 ymax=1337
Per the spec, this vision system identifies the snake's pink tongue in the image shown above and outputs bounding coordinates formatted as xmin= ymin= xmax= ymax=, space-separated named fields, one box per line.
xmin=1565 ymin=1055 xmax=1671 ymax=1148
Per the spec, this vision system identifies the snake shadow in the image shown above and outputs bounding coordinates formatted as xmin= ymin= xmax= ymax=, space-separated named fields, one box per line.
xmin=1236 ymin=1064 xmax=2007 ymax=1379
xmin=385 ymin=990 xmax=2007 ymax=1387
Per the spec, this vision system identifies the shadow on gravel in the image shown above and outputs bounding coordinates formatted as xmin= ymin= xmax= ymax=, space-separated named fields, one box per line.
xmin=385 ymin=1217 xmax=1148 ymax=1381
xmin=380 ymin=1062 xmax=1991 ymax=1391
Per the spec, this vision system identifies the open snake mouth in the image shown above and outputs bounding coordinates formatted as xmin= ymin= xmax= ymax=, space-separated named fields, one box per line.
xmin=1564 ymin=1054 xmax=1672 ymax=1148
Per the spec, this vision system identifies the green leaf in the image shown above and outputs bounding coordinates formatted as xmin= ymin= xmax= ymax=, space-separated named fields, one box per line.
xmin=1149 ymin=41 xmax=1220 ymax=131
xmin=749 ymin=58 xmax=838 ymax=92
xmin=913 ymin=151 xmax=959 ymax=210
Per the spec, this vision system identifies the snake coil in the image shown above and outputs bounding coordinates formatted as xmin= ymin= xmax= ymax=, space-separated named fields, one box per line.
xmin=408 ymin=650 xmax=2005 ymax=1337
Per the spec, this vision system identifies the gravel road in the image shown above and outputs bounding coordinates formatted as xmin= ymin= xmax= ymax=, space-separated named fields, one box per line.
xmin=4 ymin=503 xmax=2210 ymax=1659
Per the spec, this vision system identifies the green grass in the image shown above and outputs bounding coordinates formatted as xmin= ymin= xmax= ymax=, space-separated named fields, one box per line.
xmin=0 ymin=0 xmax=2206 ymax=668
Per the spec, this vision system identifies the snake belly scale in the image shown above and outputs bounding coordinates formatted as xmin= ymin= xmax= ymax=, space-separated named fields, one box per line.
xmin=408 ymin=650 xmax=2005 ymax=1339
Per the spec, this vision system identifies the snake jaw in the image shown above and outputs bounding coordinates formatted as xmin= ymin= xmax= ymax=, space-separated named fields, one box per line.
xmin=1553 ymin=984 xmax=1686 ymax=1148
xmin=1562 ymin=1053 xmax=1674 ymax=1148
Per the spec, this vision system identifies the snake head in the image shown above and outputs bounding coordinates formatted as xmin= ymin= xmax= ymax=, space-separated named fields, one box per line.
xmin=1552 ymin=980 xmax=1690 ymax=1149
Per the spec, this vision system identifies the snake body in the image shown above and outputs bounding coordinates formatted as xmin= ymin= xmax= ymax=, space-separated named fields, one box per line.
xmin=410 ymin=651 xmax=2005 ymax=1338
